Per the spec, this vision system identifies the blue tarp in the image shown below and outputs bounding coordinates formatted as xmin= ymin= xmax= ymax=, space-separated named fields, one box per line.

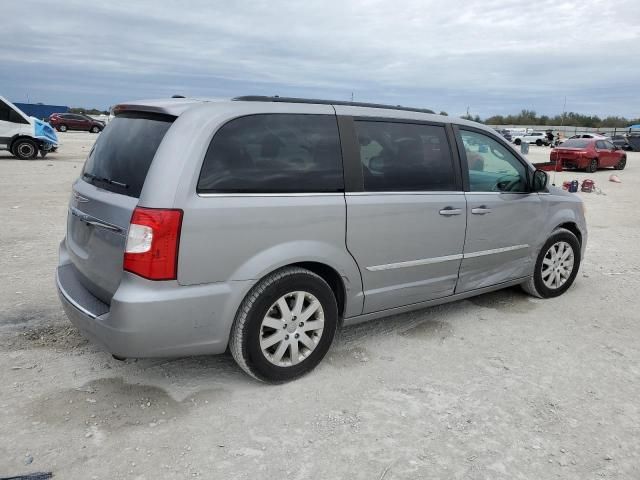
xmin=33 ymin=118 xmax=58 ymax=146
xmin=627 ymin=124 xmax=640 ymax=129
xmin=13 ymin=102 xmax=68 ymax=120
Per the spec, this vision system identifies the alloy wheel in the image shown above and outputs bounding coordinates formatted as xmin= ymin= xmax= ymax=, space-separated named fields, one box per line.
xmin=541 ymin=241 xmax=575 ymax=289
xmin=259 ymin=291 xmax=324 ymax=367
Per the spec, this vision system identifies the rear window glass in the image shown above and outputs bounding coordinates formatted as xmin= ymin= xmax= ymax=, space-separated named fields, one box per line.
xmin=560 ymin=139 xmax=590 ymax=148
xmin=82 ymin=113 xmax=174 ymax=198
xmin=197 ymin=114 xmax=343 ymax=193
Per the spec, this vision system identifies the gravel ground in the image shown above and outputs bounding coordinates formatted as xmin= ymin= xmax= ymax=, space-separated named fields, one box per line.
xmin=1 ymin=132 xmax=639 ymax=479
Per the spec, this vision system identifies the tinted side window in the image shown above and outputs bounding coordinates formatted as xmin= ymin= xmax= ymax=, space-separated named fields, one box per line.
xmin=198 ymin=114 xmax=343 ymax=193
xmin=595 ymin=141 xmax=605 ymax=149
xmin=0 ymin=100 xmax=28 ymax=124
xmin=460 ymin=129 xmax=528 ymax=193
xmin=354 ymin=121 xmax=456 ymax=191
xmin=0 ymin=101 xmax=9 ymax=121
xmin=8 ymin=110 xmax=28 ymax=123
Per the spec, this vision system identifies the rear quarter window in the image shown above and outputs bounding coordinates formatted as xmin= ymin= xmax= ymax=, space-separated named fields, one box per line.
xmin=197 ymin=114 xmax=343 ymax=193
xmin=82 ymin=113 xmax=174 ymax=198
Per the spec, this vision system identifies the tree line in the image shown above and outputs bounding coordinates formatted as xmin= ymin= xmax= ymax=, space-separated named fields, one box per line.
xmin=464 ymin=109 xmax=640 ymax=128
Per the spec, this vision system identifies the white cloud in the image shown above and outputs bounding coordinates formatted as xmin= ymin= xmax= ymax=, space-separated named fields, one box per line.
xmin=1 ymin=0 xmax=638 ymax=116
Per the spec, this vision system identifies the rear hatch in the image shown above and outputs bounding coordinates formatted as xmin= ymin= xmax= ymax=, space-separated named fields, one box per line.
xmin=66 ymin=112 xmax=174 ymax=303
xmin=552 ymin=139 xmax=591 ymax=167
xmin=552 ymin=148 xmax=587 ymax=168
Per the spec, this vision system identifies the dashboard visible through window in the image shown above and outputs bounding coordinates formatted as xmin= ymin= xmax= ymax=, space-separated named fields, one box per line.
xmin=460 ymin=129 xmax=528 ymax=193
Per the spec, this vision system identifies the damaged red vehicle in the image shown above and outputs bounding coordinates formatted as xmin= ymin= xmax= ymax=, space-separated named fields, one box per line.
xmin=547 ymin=138 xmax=627 ymax=173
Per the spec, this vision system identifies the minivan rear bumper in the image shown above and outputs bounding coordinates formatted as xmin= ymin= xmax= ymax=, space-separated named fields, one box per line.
xmin=57 ymin=244 xmax=253 ymax=358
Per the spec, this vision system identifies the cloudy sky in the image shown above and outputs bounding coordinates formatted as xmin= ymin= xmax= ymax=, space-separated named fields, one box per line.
xmin=1 ymin=0 xmax=638 ymax=118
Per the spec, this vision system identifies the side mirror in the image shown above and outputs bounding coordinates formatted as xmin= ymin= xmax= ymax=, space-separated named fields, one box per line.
xmin=532 ymin=169 xmax=548 ymax=192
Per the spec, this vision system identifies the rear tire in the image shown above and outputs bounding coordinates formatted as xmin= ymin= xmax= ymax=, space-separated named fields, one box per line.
xmin=12 ymin=139 xmax=38 ymax=160
xmin=614 ymin=157 xmax=626 ymax=170
xmin=536 ymin=139 xmax=542 ymax=146
xmin=230 ymin=267 xmax=338 ymax=383
xmin=90 ymin=126 xmax=100 ymax=133
xmin=586 ymin=158 xmax=598 ymax=173
xmin=522 ymin=228 xmax=581 ymax=299
xmin=514 ymin=138 xmax=522 ymax=145
xmin=57 ymin=124 xmax=68 ymax=132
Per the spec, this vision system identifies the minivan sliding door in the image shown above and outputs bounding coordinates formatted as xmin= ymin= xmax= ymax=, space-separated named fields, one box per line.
xmin=341 ymin=117 xmax=466 ymax=314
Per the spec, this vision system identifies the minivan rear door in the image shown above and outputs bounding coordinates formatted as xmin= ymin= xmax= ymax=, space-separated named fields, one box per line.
xmin=65 ymin=112 xmax=174 ymax=303
xmin=341 ymin=116 xmax=466 ymax=314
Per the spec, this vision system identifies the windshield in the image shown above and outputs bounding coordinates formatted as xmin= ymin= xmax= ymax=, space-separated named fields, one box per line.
xmin=82 ymin=113 xmax=174 ymax=197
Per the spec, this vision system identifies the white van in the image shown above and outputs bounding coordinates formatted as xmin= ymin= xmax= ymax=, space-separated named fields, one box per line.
xmin=0 ymin=96 xmax=59 ymax=159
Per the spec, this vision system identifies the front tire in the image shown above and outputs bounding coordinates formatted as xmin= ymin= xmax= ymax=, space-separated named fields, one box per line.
xmin=12 ymin=139 xmax=38 ymax=160
xmin=522 ymin=228 xmax=581 ymax=298
xmin=614 ymin=157 xmax=626 ymax=170
xmin=514 ymin=138 xmax=522 ymax=145
xmin=586 ymin=158 xmax=598 ymax=173
xmin=230 ymin=267 xmax=338 ymax=383
xmin=90 ymin=126 xmax=101 ymax=133
xmin=536 ymin=139 xmax=542 ymax=146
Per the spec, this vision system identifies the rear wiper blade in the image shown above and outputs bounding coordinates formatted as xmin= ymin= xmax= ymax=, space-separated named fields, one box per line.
xmin=83 ymin=172 xmax=129 ymax=188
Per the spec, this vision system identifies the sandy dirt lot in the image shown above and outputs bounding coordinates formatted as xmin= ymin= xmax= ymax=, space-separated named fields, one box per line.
xmin=1 ymin=132 xmax=639 ymax=479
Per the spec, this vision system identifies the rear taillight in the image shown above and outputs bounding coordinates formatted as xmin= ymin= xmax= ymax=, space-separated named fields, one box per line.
xmin=124 ymin=207 xmax=183 ymax=280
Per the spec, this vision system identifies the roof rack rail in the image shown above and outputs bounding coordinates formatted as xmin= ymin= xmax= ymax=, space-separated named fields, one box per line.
xmin=232 ymin=95 xmax=435 ymax=115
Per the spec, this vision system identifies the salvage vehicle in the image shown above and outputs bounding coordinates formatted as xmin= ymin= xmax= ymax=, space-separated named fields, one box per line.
xmin=550 ymin=138 xmax=627 ymax=172
xmin=48 ymin=112 xmax=105 ymax=133
xmin=0 ymin=96 xmax=58 ymax=159
xmin=611 ymin=135 xmax=634 ymax=151
xmin=56 ymin=96 xmax=587 ymax=382
xmin=495 ymin=129 xmax=512 ymax=142
xmin=513 ymin=131 xmax=550 ymax=146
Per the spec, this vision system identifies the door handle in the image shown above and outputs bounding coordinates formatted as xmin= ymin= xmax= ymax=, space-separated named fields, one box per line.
xmin=471 ymin=206 xmax=492 ymax=215
xmin=439 ymin=207 xmax=462 ymax=216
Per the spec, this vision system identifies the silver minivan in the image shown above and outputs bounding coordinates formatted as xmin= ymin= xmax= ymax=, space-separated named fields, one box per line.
xmin=57 ymin=96 xmax=587 ymax=382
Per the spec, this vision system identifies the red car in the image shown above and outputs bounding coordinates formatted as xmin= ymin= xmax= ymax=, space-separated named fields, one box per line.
xmin=547 ymin=138 xmax=627 ymax=173
xmin=48 ymin=113 xmax=105 ymax=133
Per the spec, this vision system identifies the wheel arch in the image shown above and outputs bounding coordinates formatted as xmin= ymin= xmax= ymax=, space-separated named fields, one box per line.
xmin=291 ymin=261 xmax=346 ymax=319
xmin=555 ymin=221 xmax=582 ymax=246
xmin=9 ymin=134 xmax=39 ymax=151
xmin=226 ymin=240 xmax=364 ymax=319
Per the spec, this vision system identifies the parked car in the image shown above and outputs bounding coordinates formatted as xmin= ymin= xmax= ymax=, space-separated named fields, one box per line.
xmin=562 ymin=133 xmax=611 ymax=143
xmin=0 ymin=95 xmax=58 ymax=159
xmin=549 ymin=138 xmax=627 ymax=172
xmin=48 ymin=112 xmax=105 ymax=133
xmin=56 ymin=96 xmax=587 ymax=382
xmin=611 ymin=135 xmax=634 ymax=151
xmin=495 ymin=129 xmax=512 ymax=142
xmin=513 ymin=131 xmax=550 ymax=146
